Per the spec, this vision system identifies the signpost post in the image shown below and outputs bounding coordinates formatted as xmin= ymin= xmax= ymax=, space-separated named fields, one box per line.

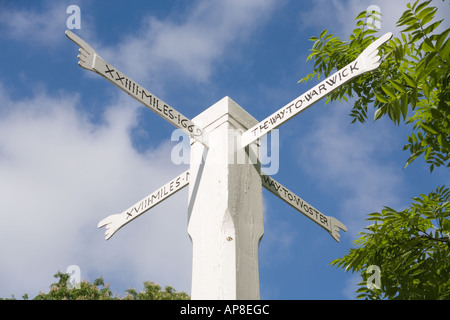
xmin=66 ymin=30 xmax=392 ymax=300
xmin=187 ymin=97 xmax=264 ymax=299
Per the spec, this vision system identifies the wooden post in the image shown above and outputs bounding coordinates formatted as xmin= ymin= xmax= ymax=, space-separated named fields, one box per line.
xmin=187 ymin=97 xmax=264 ymax=300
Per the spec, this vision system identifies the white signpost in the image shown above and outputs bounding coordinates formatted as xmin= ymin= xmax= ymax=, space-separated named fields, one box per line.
xmin=66 ymin=30 xmax=392 ymax=300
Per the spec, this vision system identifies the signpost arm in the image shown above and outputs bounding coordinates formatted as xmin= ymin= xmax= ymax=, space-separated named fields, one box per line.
xmin=98 ymin=170 xmax=190 ymax=240
xmin=261 ymin=174 xmax=347 ymax=242
xmin=65 ymin=30 xmax=208 ymax=147
xmin=242 ymin=32 xmax=393 ymax=147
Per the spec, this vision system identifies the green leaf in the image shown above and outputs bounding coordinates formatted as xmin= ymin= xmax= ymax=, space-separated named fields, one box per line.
xmin=398 ymin=15 xmax=417 ymax=28
xmin=398 ymin=10 xmax=414 ymax=26
xmin=422 ymin=20 xmax=442 ymax=36
xmin=422 ymin=81 xmax=431 ymax=99
xmin=402 ymin=22 xmax=421 ymax=33
xmin=420 ymin=9 xmax=437 ymax=26
xmin=355 ymin=10 xmax=367 ymax=20
xmin=404 ymin=149 xmax=424 ymax=169
xmin=374 ymin=91 xmax=389 ymax=103
xmin=374 ymin=107 xmax=385 ymax=121
xmin=401 ymin=72 xmax=417 ymax=88
xmin=388 ymin=80 xmax=406 ymax=93
xmin=440 ymin=37 xmax=450 ymax=59
xmin=400 ymin=93 xmax=409 ymax=120
xmin=424 ymin=146 xmax=432 ymax=160
xmin=437 ymin=134 xmax=450 ymax=149
xmin=417 ymin=6 xmax=435 ymax=21
xmin=381 ymin=85 xmax=397 ymax=100
xmin=420 ymin=122 xmax=439 ymax=134
xmin=435 ymin=27 xmax=450 ymax=50
xmin=415 ymin=0 xmax=432 ymax=13
xmin=367 ymin=212 xmax=384 ymax=221
xmin=421 ymin=38 xmax=435 ymax=53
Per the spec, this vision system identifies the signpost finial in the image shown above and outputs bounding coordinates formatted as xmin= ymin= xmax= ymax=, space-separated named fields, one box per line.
xmin=65 ymin=30 xmax=98 ymax=71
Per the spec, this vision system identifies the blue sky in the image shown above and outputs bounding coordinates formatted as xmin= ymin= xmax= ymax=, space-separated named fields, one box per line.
xmin=0 ymin=0 xmax=448 ymax=300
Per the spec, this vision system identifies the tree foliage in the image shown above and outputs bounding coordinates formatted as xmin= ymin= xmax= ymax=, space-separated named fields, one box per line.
xmin=2 ymin=271 xmax=190 ymax=300
xmin=300 ymin=0 xmax=450 ymax=172
xmin=331 ymin=186 xmax=450 ymax=300
xmin=301 ymin=0 xmax=450 ymax=299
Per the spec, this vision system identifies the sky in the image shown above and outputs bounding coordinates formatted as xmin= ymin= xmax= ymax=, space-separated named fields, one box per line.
xmin=0 ymin=0 xmax=448 ymax=300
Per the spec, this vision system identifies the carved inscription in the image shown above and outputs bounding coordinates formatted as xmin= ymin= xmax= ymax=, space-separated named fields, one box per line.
xmin=65 ymin=30 xmax=206 ymax=144
xmin=254 ymin=62 xmax=359 ymax=134
xmin=89 ymin=55 xmax=207 ymax=146
xmin=242 ymin=60 xmax=360 ymax=147
xmin=125 ymin=170 xmax=190 ymax=220
xmin=98 ymin=170 xmax=190 ymax=240
xmin=99 ymin=61 xmax=203 ymax=138
xmin=261 ymin=175 xmax=330 ymax=231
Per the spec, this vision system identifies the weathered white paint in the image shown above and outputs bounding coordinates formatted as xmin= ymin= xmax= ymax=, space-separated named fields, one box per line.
xmin=187 ymin=97 xmax=263 ymax=300
xmin=241 ymin=32 xmax=393 ymax=147
xmin=261 ymin=174 xmax=346 ymax=242
xmin=98 ymin=170 xmax=189 ymax=240
xmin=65 ymin=30 xmax=208 ymax=147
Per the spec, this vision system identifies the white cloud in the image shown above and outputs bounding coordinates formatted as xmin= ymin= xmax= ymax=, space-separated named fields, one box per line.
xmin=100 ymin=0 xmax=278 ymax=85
xmin=0 ymin=2 xmax=68 ymax=46
xmin=0 ymin=85 xmax=192 ymax=298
